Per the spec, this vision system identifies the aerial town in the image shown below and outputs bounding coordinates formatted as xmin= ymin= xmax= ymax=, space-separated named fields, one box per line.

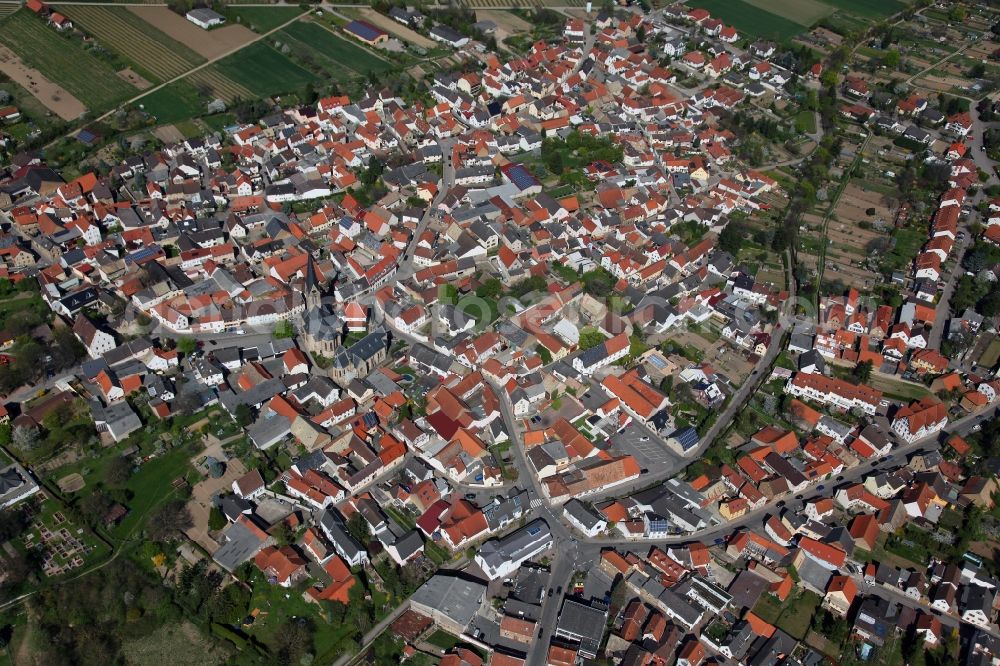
xmin=0 ymin=0 xmax=1000 ymax=665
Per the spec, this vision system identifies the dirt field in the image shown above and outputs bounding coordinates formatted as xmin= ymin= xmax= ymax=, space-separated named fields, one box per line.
xmin=128 ymin=6 xmax=256 ymax=60
xmin=56 ymin=473 xmax=85 ymax=493
xmin=0 ymin=44 xmax=87 ymax=120
xmin=968 ymin=41 xmax=996 ymax=60
xmin=916 ymin=74 xmax=968 ymax=93
xmin=806 ymin=182 xmax=888 ymax=292
xmin=153 ymin=124 xmax=186 ymax=143
xmin=476 ymin=9 xmax=531 ymax=44
xmin=356 ymin=8 xmax=436 ymax=48
xmin=118 ymin=67 xmax=152 ymax=90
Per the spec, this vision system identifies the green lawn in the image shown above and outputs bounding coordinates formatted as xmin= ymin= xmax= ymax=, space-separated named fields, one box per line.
xmin=869 ymin=374 xmax=930 ymax=402
xmin=245 ymin=572 xmax=356 ymax=657
xmin=795 ymin=110 xmax=818 ymax=134
xmin=136 ymin=80 xmax=206 ymax=124
xmin=0 ymin=10 xmax=135 ymax=111
xmin=426 ymin=630 xmax=460 ymax=651
xmin=753 ymin=590 xmax=822 ymax=639
xmin=110 ymin=444 xmax=194 ymax=539
xmin=686 ymin=0 xmax=805 ymax=41
xmin=226 ymin=6 xmax=304 ymax=33
xmin=279 ymin=21 xmax=394 ymax=76
xmin=210 ymin=41 xmax=319 ymax=97
xmin=201 ymin=113 xmax=238 ymax=133
xmin=882 ymin=227 xmax=923 ymax=272
xmin=0 ymin=293 xmax=49 ymax=331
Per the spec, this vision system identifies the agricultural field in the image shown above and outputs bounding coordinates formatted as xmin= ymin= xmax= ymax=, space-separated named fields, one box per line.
xmin=57 ymin=5 xmax=206 ymax=82
xmin=279 ymin=21 xmax=394 ymax=76
xmin=0 ymin=10 xmax=135 ymax=112
xmin=686 ymin=0 xmax=806 ymax=41
xmin=186 ymin=69 xmax=254 ymax=104
xmin=691 ymin=0 xmax=912 ymax=41
xmin=127 ymin=6 xmax=256 ymax=60
xmin=459 ymin=0 xmax=589 ymax=7
xmin=225 ymin=5 xmax=304 ymax=33
xmin=209 ymin=41 xmax=319 ymax=98
xmin=741 ymin=0 xmax=834 ymax=27
xmin=820 ymin=0 xmax=907 ymax=19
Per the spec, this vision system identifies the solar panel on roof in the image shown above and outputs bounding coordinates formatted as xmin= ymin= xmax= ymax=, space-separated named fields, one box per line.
xmin=126 ymin=246 xmax=160 ymax=264
xmin=346 ymin=20 xmax=385 ymax=42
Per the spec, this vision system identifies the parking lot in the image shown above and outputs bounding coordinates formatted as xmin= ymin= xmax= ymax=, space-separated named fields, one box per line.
xmin=609 ymin=423 xmax=683 ymax=473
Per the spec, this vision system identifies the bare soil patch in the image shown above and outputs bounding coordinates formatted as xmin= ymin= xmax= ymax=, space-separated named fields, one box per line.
xmin=822 ymin=183 xmax=890 ymax=291
xmin=118 ymin=67 xmax=152 ymax=90
xmin=356 ymin=8 xmax=436 ymax=49
xmin=128 ymin=6 xmax=256 ymax=60
xmin=916 ymin=73 xmax=968 ymax=92
xmin=0 ymin=45 xmax=87 ymax=120
xmin=56 ymin=472 xmax=86 ymax=493
xmin=153 ymin=124 xmax=185 ymax=144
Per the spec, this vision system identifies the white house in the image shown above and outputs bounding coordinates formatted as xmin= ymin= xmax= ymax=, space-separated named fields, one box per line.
xmin=474 ymin=519 xmax=552 ymax=580
xmin=563 ymin=500 xmax=607 ymax=537
xmin=891 ymin=398 xmax=947 ymax=444
xmin=186 ymin=8 xmax=226 ymax=29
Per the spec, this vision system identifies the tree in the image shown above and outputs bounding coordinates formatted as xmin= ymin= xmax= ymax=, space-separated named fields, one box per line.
xmin=578 ymin=328 xmax=607 ymax=351
xmin=234 ymin=404 xmax=253 ymax=427
xmin=147 ymin=500 xmax=192 ymax=543
xmin=78 ymin=491 xmax=114 ymax=526
xmin=581 ymin=267 xmax=615 ymax=297
xmin=718 ymin=221 xmax=747 ymax=255
xmin=475 ymin=278 xmax=502 ymax=300
xmin=176 ymin=337 xmax=197 ymax=355
xmin=272 ymin=618 xmax=315 ymax=666
xmin=883 ymin=49 xmax=900 ymax=69
xmin=11 ymin=424 xmax=39 ymax=452
xmin=346 ymin=513 xmax=370 ymax=545
xmin=978 ymin=289 xmax=1000 ymax=317
xmin=272 ymin=521 xmax=294 ymax=546
xmin=545 ymin=148 xmax=564 ymax=175
xmin=104 ymin=455 xmax=133 ymax=486
xmin=853 ymin=360 xmax=873 ymax=384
